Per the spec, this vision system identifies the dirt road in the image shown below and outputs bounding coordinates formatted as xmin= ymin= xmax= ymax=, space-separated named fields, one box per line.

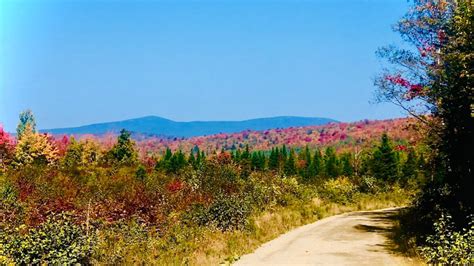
xmin=235 ymin=208 xmax=419 ymax=266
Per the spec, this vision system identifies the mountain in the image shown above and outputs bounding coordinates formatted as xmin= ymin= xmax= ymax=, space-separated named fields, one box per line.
xmin=41 ymin=116 xmax=337 ymax=138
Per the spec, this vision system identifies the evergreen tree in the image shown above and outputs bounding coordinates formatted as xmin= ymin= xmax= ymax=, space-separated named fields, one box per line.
xmin=234 ymin=149 xmax=242 ymax=163
xmin=312 ymin=149 xmax=323 ymax=177
xmin=173 ymin=150 xmax=187 ymax=172
xmin=324 ymin=147 xmax=339 ymax=178
xmin=402 ymin=148 xmax=417 ymax=181
xmin=63 ymin=137 xmax=82 ymax=171
xmin=17 ymin=109 xmax=36 ymax=139
xmin=268 ymin=147 xmax=279 ymax=170
xmin=251 ymin=151 xmax=259 ymax=170
xmin=370 ymin=133 xmax=398 ymax=181
xmin=340 ymin=153 xmax=354 ymax=176
xmin=135 ymin=164 xmax=147 ymax=181
xmin=284 ymin=149 xmax=297 ymax=175
xmin=241 ymin=145 xmax=250 ymax=160
xmin=280 ymin=145 xmax=288 ymax=171
xmin=300 ymin=146 xmax=313 ymax=179
xmin=188 ymin=149 xmax=196 ymax=167
xmin=110 ymin=129 xmax=137 ymax=165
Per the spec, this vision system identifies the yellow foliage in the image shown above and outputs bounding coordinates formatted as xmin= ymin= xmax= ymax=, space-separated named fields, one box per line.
xmin=14 ymin=126 xmax=58 ymax=166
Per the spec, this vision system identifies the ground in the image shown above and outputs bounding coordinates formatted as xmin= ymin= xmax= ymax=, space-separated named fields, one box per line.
xmin=235 ymin=208 xmax=420 ymax=266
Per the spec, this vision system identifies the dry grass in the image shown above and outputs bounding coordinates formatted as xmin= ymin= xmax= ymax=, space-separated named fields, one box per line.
xmin=186 ymin=190 xmax=412 ymax=265
xmin=91 ymin=190 xmax=412 ymax=265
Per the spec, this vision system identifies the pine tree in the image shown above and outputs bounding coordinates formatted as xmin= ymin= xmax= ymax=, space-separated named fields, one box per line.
xmin=312 ymin=149 xmax=323 ymax=177
xmin=251 ymin=151 xmax=259 ymax=170
xmin=268 ymin=147 xmax=279 ymax=170
xmin=340 ymin=153 xmax=354 ymax=176
xmin=234 ymin=149 xmax=242 ymax=163
xmin=284 ymin=149 xmax=297 ymax=175
xmin=110 ymin=129 xmax=137 ymax=165
xmin=324 ymin=147 xmax=339 ymax=178
xmin=17 ymin=109 xmax=37 ymax=139
xmin=370 ymin=133 xmax=398 ymax=181
xmin=402 ymin=148 xmax=417 ymax=181
xmin=280 ymin=145 xmax=288 ymax=171
xmin=188 ymin=149 xmax=196 ymax=167
xmin=63 ymin=137 xmax=82 ymax=170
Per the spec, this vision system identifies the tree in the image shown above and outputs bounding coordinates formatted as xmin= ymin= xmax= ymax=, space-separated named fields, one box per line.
xmin=284 ymin=149 xmax=297 ymax=175
xmin=110 ymin=129 xmax=137 ymax=165
xmin=62 ymin=137 xmax=82 ymax=171
xmin=188 ymin=149 xmax=196 ymax=167
xmin=340 ymin=152 xmax=354 ymax=177
xmin=312 ymin=149 xmax=323 ymax=177
xmin=135 ymin=164 xmax=147 ymax=181
xmin=402 ymin=148 xmax=418 ymax=181
xmin=16 ymin=110 xmax=36 ymax=139
xmin=0 ymin=126 xmax=14 ymax=171
xmin=324 ymin=147 xmax=339 ymax=178
xmin=300 ymin=146 xmax=313 ymax=179
xmin=14 ymin=124 xmax=58 ymax=166
xmin=370 ymin=133 xmax=398 ymax=181
xmin=375 ymin=0 xmax=473 ymax=210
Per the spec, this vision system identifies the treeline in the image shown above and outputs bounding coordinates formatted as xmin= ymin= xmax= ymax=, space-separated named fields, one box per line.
xmin=156 ymin=134 xmax=425 ymax=184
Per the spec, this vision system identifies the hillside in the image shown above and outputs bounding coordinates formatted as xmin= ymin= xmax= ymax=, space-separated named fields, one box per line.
xmin=127 ymin=117 xmax=419 ymax=156
xmin=41 ymin=116 xmax=336 ymax=138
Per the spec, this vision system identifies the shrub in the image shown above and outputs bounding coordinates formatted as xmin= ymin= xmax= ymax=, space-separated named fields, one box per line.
xmin=187 ymin=196 xmax=251 ymax=231
xmin=275 ymin=177 xmax=304 ymax=206
xmin=0 ymin=212 xmax=96 ymax=264
xmin=357 ymin=175 xmax=381 ymax=194
xmin=320 ymin=176 xmax=357 ymax=204
xmin=419 ymin=213 xmax=474 ymax=265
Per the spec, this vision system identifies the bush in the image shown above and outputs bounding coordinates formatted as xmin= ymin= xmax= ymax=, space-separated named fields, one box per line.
xmin=187 ymin=196 xmax=251 ymax=231
xmin=419 ymin=213 xmax=474 ymax=265
xmin=357 ymin=175 xmax=381 ymax=194
xmin=0 ymin=212 xmax=96 ymax=264
xmin=320 ymin=176 xmax=357 ymax=204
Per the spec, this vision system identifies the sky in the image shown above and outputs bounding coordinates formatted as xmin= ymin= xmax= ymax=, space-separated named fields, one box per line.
xmin=0 ymin=0 xmax=410 ymax=132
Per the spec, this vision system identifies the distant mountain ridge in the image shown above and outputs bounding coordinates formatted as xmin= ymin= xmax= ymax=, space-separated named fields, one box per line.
xmin=41 ymin=116 xmax=337 ymax=138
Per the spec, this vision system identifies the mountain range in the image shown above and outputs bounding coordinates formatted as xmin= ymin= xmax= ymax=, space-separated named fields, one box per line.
xmin=41 ymin=116 xmax=337 ymax=138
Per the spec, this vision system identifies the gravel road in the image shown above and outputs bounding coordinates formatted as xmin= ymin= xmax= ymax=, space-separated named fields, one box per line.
xmin=235 ymin=207 xmax=419 ymax=266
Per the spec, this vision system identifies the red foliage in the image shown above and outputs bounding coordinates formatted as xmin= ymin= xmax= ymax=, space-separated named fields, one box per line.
xmin=396 ymin=145 xmax=407 ymax=151
xmin=54 ymin=135 xmax=69 ymax=156
xmin=216 ymin=151 xmax=232 ymax=164
xmin=167 ymin=180 xmax=184 ymax=193
xmin=407 ymin=84 xmax=424 ymax=100
xmin=385 ymin=74 xmax=411 ymax=87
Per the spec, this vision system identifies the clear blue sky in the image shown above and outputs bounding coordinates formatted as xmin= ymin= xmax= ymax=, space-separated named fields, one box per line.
xmin=0 ymin=0 xmax=409 ymax=132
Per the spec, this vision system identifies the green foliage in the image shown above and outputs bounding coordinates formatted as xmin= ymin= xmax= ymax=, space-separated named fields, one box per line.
xmin=376 ymin=2 xmax=473 ymax=262
xmin=16 ymin=109 xmax=36 ymax=139
xmin=401 ymin=148 xmax=417 ymax=182
xmin=324 ymin=147 xmax=339 ymax=178
xmin=320 ymin=176 xmax=357 ymax=204
xmin=0 ymin=212 xmax=96 ymax=264
xmin=340 ymin=152 xmax=354 ymax=177
xmin=357 ymin=175 xmax=381 ymax=194
xmin=188 ymin=196 xmax=251 ymax=231
xmin=284 ymin=149 xmax=297 ymax=176
xmin=370 ymin=133 xmax=398 ymax=181
xmin=135 ymin=164 xmax=147 ymax=181
xmin=420 ymin=214 xmax=474 ymax=265
xmin=109 ymin=129 xmax=137 ymax=165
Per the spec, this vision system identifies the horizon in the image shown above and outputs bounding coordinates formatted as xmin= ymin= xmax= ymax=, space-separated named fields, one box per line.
xmin=1 ymin=0 xmax=409 ymax=132
xmin=43 ymin=114 xmax=406 ymax=133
